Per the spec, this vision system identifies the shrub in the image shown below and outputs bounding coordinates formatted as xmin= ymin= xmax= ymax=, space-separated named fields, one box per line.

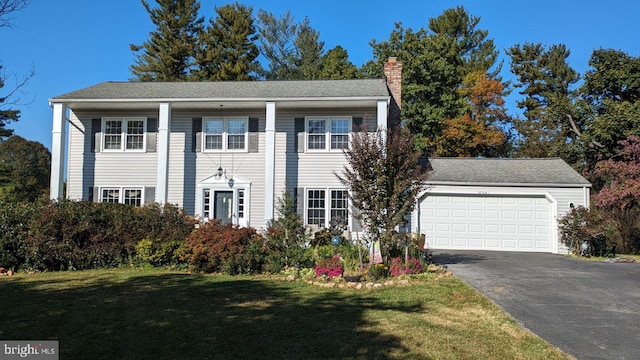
xmin=365 ymin=263 xmax=389 ymax=281
xmin=0 ymin=200 xmax=42 ymax=270
xmin=314 ymin=255 xmax=343 ymax=278
xmin=181 ymin=220 xmax=265 ymax=274
xmin=134 ymin=238 xmax=184 ymax=267
xmin=389 ymin=257 xmax=424 ymax=276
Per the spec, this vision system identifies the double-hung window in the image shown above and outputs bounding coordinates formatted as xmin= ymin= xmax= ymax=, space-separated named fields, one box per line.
xmin=203 ymin=117 xmax=248 ymax=151
xmin=103 ymin=117 xmax=146 ymax=151
xmin=306 ymin=189 xmax=349 ymax=228
xmin=306 ymin=117 xmax=351 ymax=151
xmin=100 ymin=187 xmax=143 ymax=207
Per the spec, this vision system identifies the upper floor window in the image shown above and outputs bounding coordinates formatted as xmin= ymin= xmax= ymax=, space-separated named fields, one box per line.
xmin=103 ymin=117 xmax=146 ymax=151
xmin=306 ymin=117 xmax=351 ymax=151
xmin=203 ymin=117 xmax=248 ymax=151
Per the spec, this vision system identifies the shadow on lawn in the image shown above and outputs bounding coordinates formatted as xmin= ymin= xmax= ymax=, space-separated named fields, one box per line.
xmin=0 ymin=272 xmax=420 ymax=360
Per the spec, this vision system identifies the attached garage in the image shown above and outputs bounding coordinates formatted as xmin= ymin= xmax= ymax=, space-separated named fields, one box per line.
xmin=412 ymin=158 xmax=591 ymax=254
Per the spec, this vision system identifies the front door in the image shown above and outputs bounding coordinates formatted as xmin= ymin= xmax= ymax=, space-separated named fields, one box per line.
xmin=214 ymin=191 xmax=233 ymax=225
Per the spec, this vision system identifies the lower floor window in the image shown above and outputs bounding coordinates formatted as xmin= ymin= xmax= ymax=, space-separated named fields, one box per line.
xmin=100 ymin=187 xmax=143 ymax=206
xmin=306 ymin=188 xmax=349 ymax=229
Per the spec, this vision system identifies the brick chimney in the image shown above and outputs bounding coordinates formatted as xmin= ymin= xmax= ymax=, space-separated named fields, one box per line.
xmin=384 ymin=57 xmax=402 ymax=127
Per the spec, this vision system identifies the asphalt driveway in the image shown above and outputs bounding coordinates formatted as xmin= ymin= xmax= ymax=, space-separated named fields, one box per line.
xmin=432 ymin=250 xmax=640 ymax=360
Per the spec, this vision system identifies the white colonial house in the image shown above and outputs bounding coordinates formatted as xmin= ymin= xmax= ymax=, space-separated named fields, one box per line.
xmin=49 ymin=58 xmax=590 ymax=254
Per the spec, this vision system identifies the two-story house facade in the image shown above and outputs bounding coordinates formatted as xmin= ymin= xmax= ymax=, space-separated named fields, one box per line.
xmin=50 ymin=57 xmax=591 ymax=254
xmin=49 ymin=59 xmax=403 ymax=231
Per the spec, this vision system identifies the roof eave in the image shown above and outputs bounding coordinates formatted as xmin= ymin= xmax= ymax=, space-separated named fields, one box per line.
xmin=425 ymin=181 xmax=592 ymax=188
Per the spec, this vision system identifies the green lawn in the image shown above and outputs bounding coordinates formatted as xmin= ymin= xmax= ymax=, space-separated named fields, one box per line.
xmin=0 ymin=269 xmax=571 ymax=360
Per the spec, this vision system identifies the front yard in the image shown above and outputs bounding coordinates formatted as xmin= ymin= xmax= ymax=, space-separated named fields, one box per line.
xmin=0 ymin=268 xmax=571 ymax=359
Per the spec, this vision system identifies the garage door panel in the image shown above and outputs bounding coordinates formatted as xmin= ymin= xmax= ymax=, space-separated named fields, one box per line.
xmin=421 ymin=194 xmax=552 ymax=252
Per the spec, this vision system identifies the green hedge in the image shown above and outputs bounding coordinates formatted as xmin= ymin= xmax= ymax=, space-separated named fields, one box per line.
xmin=0 ymin=200 xmax=196 ymax=271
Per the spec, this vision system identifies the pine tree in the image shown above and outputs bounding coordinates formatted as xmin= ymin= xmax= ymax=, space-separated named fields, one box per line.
xmin=319 ymin=46 xmax=357 ymax=80
xmin=294 ymin=17 xmax=324 ymax=80
xmin=507 ymin=43 xmax=581 ymax=159
xmin=256 ymin=9 xmax=298 ymax=80
xmin=368 ymin=7 xmax=501 ymax=151
xmin=192 ymin=2 xmax=260 ymax=81
xmin=130 ymin=0 xmax=204 ymax=81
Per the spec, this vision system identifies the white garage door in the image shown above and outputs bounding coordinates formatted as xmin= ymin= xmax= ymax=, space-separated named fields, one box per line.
xmin=420 ymin=194 xmax=552 ymax=252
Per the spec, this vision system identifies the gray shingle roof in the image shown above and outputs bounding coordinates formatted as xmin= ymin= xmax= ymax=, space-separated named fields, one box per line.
xmin=50 ymin=79 xmax=390 ymax=101
xmin=426 ymin=158 xmax=591 ymax=186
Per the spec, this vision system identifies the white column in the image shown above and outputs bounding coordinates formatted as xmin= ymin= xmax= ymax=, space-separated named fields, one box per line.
xmin=49 ymin=102 xmax=66 ymax=200
xmin=264 ymin=102 xmax=276 ymax=222
xmin=377 ymin=100 xmax=388 ymax=142
xmin=155 ymin=102 xmax=171 ymax=204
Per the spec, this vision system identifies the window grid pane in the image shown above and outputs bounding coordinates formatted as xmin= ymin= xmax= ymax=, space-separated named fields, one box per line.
xmin=101 ymin=189 xmax=120 ymax=203
xmin=126 ymin=120 xmax=144 ymax=150
xmin=104 ymin=120 xmax=123 ymax=150
xmin=124 ymin=189 xmax=142 ymax=207
xmin=205 ymin=135 xmax=223 ymax=150
xmin=307 ymin=190 xmax=326 ymax=227
xmin=238 ymin=190 xmax=244 ymax=218
xmin=331 ymin=119 xmax=349 ymax=149
xmin=203 ymin=189 xmax=211 ymax=218
xmin=331 ymin=190 xmax=348 ymax=226
xmin=308 ymin=120 xmax=326 ymax=150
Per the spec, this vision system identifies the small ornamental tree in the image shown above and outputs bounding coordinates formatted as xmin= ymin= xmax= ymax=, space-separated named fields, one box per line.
xmin=336 ymin=128 xmax=429 ymax=262
xmin=591 ymin=136 xmax=640 ymax=253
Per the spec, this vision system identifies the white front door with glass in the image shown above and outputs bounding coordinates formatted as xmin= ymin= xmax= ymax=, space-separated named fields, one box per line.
xmin=198 ymin=175 xmax=250 ymax=227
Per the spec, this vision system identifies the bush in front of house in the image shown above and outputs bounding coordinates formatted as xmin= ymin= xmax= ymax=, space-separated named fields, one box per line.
xmin=389 ymin=257 xmax=424 ymax=276
xmin=0 ymin=199 xmax=198 ymax=271
xmin=180 ymin=220 xmax=266 ymax=274
xmin=0 ymin=199 xmax=42 ymax=271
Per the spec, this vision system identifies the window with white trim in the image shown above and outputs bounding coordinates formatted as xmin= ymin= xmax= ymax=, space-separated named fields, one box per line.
xmin=203 ymin=117 xmax=248 ymax=151
xmin=100 ymin=187 xmax=143 ymax=207
xmin=306 ymin=189 xmax=349 ymax=228
xmin=306 ymin=117 xmax=351 ymax=151
xmin=103 ymin=117 xmax=146 ymax=151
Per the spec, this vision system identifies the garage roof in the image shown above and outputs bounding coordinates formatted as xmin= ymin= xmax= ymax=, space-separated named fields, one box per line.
xmin=426 ymin=158 xmax=591 ymax=187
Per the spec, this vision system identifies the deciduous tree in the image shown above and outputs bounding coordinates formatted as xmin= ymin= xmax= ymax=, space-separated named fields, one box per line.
xmin=0 ymin=0 xmax=30 ymax=141
xmin=0 ymin=136 xmax=50 ymax=202
xmin=336 ymin=128 xmax=429 ymax=261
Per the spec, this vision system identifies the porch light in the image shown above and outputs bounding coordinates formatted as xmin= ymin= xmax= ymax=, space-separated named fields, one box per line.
xmin=216 ymin=166 xmax=224 ymax=179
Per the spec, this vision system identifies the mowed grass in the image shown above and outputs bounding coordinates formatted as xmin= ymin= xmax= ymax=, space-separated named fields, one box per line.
xmin=0 ymin=269 xmax=571 ymax=360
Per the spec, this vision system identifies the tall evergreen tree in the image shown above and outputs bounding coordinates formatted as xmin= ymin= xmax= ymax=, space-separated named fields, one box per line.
xmin=130 ymin=0 xmax=204 ymax=81
xmin=294 ymin=17 xmax=324 ymax=80
xmin=319 ymin=46 xmax=357 ymax=80
xmin=192 ymin=2 xmax=260 ymax=81
xmin=369 ymin=7 xmax=501 ymax=151
xmin=256 ymin=9 xmax=298 ymax=80
xmin=507 ymin=43 xmax=582 ymax=160
xmin=581 ymin=49 xmax=640 ymax=166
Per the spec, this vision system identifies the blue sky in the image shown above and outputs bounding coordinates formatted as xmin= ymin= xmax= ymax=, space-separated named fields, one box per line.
xmin=1 ymin=0 xmax=638 ymax=150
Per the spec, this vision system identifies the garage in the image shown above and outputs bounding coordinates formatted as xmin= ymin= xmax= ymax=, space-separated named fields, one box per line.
xmin=420 ymin=194 xmax=552 ymax=252
xmin=412 ymin=158 xmax=591 ymax=254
